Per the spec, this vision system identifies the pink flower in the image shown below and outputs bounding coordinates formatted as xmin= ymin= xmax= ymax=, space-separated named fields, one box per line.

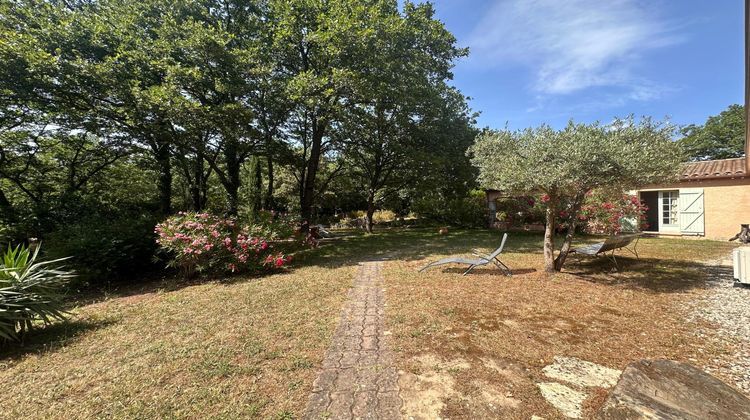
xmin=274 ymin=257 xmax=285 ymax=268
xmin=541 ymin=194 xmax=550 ymax=203
xmin=260 ymin=241 xmax=268 ymax=250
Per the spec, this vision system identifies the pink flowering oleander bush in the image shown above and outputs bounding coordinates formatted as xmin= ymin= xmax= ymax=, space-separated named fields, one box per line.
xmin=579 ymin=190 xmax=648 ymax=235
xmin=155 ymin=212 xmax=291 ymax=277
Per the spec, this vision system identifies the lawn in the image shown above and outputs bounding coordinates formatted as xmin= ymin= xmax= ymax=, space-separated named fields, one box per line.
xmin=0 ymin=229 xmax=738 ymax=419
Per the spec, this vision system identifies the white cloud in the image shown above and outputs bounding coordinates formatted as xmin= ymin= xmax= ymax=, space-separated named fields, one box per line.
xmin=466 ymin=0 xmax=683 ymax=97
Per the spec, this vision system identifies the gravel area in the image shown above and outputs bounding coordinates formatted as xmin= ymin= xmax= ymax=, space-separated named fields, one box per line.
xmin=686 ymin=252 xmax=750 ymax=395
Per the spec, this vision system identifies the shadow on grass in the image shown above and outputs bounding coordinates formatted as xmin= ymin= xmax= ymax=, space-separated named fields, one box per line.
xmin=286 ymin=227 xmax=733 ymax=294
xmin=69 ymin=228 xmax=733 ymax=309
xmin=0 ymin=318 xmax=118 ymax=360
xmin=439 ymin=267 xmax=538 ymax=276
xmin=564 ymin=255 xmax=731 ymax=293
xmin=293 ymin=228 xmax=545 ymax=268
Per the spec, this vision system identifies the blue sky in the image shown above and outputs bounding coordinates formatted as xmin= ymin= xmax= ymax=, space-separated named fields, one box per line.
xmin=427 ymin=0 xmax=744 ymax=130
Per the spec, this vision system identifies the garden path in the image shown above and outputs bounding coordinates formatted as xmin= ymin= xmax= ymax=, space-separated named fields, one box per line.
xmin=304 ymin=261 xmax=402 ymax=419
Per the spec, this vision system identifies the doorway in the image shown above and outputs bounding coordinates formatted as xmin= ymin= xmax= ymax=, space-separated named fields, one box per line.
xmin=640 ymin=191 xmax=659 ymax=232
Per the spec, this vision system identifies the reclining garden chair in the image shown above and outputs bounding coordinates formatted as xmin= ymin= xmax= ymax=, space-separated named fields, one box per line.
xmin=570 ymin=233 xmax=641 ymax=268
xmin=419 ymin=233 xmax=511 ymax=276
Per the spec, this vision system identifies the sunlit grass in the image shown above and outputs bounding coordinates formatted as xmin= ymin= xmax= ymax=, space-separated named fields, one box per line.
xmin=0 ymin=228 xmax=737 ymax=419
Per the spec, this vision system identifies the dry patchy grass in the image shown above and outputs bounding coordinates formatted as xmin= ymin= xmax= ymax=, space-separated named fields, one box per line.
xmin=0 ymin=228 xmax=737 ymax=420
xmin=381 ymin=230 xmax=737 ymax=419
xmin=0 ymin=265 xmax=354 ymax=419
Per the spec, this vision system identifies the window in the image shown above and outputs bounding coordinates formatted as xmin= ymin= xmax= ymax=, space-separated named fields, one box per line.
xmin=661 ymin=191 xmax=679 ymax=226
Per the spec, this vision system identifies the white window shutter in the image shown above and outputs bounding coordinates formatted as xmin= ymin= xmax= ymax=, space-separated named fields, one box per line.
xmin=679 ymin=188 xmax=704 ymax=235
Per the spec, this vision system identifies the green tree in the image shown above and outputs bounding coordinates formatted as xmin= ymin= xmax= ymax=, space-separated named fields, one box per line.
xmin=469 ymin=118 xmax=682 ymax=272
xmin=338 ymin=1 xmax=466 ymax=232
xmin=269 ymin=0 xmax=396 ymax=226
xmin=0 ymin=130 xmax=129 ymax=237
xmin=679 ymin=104 xmax=746 ymax=161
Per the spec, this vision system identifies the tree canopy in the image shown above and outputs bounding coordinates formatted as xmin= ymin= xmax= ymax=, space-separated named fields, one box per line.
xmin=0 ymin=0 xmax=477 ymax=282
xmin=679 ymin=104 xmax=746 ymax=161
xmin=469 ymin=118 xmax=682 ymax=272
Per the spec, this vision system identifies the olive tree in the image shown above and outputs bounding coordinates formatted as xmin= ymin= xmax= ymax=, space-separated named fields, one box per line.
xmin=469 ymin=118 xmax=683 ymax=272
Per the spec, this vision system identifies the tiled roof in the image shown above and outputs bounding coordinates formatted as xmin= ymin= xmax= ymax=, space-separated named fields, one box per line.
xmin=681 ymin=157 xmax=746 ymax=180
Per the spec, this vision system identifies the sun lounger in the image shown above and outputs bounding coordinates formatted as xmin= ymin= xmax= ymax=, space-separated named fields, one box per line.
xmin=419 ymin=233 xmax=511 ymax=276
xmin=570 ymin=233 xmax=641 ymax=268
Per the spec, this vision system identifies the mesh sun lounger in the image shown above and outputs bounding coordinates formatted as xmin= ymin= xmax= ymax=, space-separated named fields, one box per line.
xmin=419 ymin=233 xmax=511 ymax=276
xmin=570 ymin=233 xmax=641 ymax=268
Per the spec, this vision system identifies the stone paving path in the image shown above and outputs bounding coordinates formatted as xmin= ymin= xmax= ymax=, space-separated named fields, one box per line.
xmin=304 ymin=261 xmax=401 ymax=420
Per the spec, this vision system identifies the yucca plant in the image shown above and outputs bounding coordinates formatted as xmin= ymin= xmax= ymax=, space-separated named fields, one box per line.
xmin=0 ymin=244 xmax=74 ymax=341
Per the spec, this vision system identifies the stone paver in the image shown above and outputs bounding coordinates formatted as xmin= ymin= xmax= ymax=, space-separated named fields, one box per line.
xmin=305 ymin=261 xmax=401 ymax=420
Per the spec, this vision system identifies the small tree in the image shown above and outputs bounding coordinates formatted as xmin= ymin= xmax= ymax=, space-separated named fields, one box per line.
xmin=469 ymin=118 xmax=682 ymax=272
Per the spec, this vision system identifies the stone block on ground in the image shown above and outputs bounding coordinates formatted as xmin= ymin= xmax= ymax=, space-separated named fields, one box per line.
xmin=598 ymin=359 xmax=750 ymax=420
xmin=543 ymin=356 xmax=622 ymax=389
xmin=537 ymin=382 xmax=587 ymax=419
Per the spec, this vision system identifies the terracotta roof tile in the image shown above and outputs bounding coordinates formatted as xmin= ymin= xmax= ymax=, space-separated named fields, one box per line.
xmin=681 ymin=157 xmax=746 ymax=180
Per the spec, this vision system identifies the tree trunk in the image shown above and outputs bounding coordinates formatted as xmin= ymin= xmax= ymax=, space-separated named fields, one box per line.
xmin=0 ymin=188 xmax=15 ymax=223
xmin=264 ymin=153 xmax=274 ymax=210
xmin=155 ymin=143 xmax=172 ymax=215
xmin=729 ymin=224 xmax=750 ymax=243
xmin=224 ymin=137 xmax=241 ymax=216
xmin=365 ymin=191 xmax=376 ymax=233
xmin=543 ymin=200 xmax=557 ymax=273
xmin=554 ymin=216 xmax=579 ymax=271
xmin=190 ymin=145 xmax=206 ymax=211
xmin=248 ymin=156 xmax=262 ymax=217
xmin=300 ymin=119 xmax=324 ymax=225
xmin=553 ymin=194 xmax=585 ymax=271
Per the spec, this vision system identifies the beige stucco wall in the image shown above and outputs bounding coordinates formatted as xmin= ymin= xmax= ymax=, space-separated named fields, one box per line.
xmin=640 ymin=177 xmax=750 ymax=240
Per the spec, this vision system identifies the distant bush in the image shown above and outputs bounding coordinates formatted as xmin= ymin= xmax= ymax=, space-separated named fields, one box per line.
xmin=155 ymin=212 xmax=290 ymax=277
xmin=332 ymin=216 xmax=365 ymax=229
xmin=493 ymin=195 xmax=546 ymax=226
xmin=0 ymin=244 xmax=74 ymax=341
xmin=239 ymin=210 xmax=296 ymax=241
xmin=350 ymin=210 xmax=367 ymax=219
xmin=413 ymin=191 xmax=486 ymax=228
xmin=372 ymin=210 xmax=396 ymax=224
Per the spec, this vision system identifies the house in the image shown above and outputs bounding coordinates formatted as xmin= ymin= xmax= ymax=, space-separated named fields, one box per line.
xmin=484 ymin=157 xmax=750 ymax=240
xmin=635 ymin=157 xmax=749 ymax=240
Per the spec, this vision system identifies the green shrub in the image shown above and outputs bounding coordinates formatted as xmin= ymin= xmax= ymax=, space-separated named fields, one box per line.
xmin=413 ymin=191 xmax=486 ymax=228
xmin=45 ymin=214 xmax=159 ymax=287
xmin=0 ymin=244 xmax=74 ymax=341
